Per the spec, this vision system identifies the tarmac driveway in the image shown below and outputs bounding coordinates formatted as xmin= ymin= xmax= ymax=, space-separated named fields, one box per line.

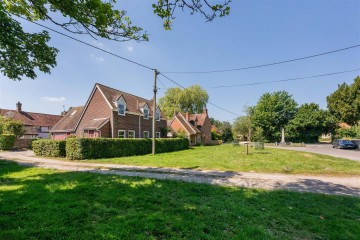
xmin=270 ymin=144 xmax=360 ymax=161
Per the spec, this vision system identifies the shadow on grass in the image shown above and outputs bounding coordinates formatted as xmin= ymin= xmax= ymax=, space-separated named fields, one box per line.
xmin=1 ymin=161 xmax=360 ymax=239
xmin=276 ymin=179 xmax=360 ymax=197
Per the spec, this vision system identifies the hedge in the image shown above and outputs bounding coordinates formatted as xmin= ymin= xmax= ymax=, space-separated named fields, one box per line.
xmin=32 ymin=139 xmax=66 ymax=157
xmin=0 ymin=134 xmax=16 ymax=150
xmin=66 ymin=138 xmax=189 ymax=160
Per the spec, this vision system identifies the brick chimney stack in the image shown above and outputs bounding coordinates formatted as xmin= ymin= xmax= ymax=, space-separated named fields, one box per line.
xmin=185 ymin=112 xmax=189 ymax=120
xmin=203 ymin=108 xmax=208 ymax=115
xmin=16 ymin=101 xmax=22 ymax=112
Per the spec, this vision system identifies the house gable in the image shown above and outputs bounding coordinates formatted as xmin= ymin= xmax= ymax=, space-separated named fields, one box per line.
xmin=75 ymin=86 xmax=113 ymax=137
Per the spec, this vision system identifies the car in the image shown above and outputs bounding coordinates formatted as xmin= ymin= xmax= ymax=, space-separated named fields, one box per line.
xmin=332 ymin=139 xmax=357 ymax=149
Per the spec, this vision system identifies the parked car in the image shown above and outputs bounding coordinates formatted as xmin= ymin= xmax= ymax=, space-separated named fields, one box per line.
xmin=332 ymin=139 xmax=357 ymax=149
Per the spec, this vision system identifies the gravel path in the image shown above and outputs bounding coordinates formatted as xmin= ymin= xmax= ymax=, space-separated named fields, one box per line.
xmin=1 ymin=150 xmax=359 ymax=197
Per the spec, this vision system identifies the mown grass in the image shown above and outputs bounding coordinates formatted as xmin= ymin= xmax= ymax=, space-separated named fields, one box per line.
xmin=86 ymin=144 xmax=360 ymax=176
xmin=0 ymin=161 xmax=359 ymax=239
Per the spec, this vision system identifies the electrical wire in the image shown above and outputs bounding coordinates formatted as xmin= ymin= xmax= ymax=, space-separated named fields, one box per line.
xmin=159 ymin=73 xmax=241 ymax=116
xmin=208 ymin=68 xmax=360 ymax=88
xmin=17 ymin=16 xmax=155 ymax=71
xmin=163 ymin=45 xmax=360 ymax=74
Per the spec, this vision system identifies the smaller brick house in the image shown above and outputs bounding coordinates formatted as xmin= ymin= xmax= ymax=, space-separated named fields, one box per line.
xmin=51 ymin=106 xmax=84 ymax=140
xmin=168 ymin=110 xmax=212 ymax=145
xmin=0 ymin=102 xmax=62 ymax=139
xmin=51 ymin=83 xmax=167 ymax=139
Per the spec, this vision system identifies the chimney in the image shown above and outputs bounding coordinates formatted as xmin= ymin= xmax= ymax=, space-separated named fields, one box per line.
xmin=61 ymin=111 xmax=67 ymax=116
xmin=16 ymin=101 xmax=22 ymax=112
xmin=185 ymin=112 xmax=189 ymax=121
xmin=203 ymin=108 xmax=208 ymax=115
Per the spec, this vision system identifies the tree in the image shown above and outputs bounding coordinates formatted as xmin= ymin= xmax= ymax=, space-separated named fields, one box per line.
xmin=253 ymin=91 xmax=298 ymax=142
xmin=0 ymin=116 xmax=25 ymax=138
xmin=286 ymin=103 xmax=336 ymax=143
xmin=327 ymin=76 xmax=360 ymax=125
xmin=220 ymin=121 xmax=233 ymax=143
xmin=1 ymin=0 xmax=231 ymax=80
xmin=232 ymin=116 xmax=251 ymax=140
xmin=158 ymin=85 xmax=209 ymax=118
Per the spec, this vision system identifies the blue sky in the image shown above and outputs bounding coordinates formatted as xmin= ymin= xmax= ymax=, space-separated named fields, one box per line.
xmin=1 ymin=0 xmax=359 ymax=122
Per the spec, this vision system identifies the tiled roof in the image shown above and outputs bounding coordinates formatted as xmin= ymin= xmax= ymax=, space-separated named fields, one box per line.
xmin=0 ymin=109 xmax=62 ymax=127
xmin=189 ymin=113 xmax=206 ymax=126
xmin=97 ymin=83 xmax=161 ymax=116
xmin=177 ymin=113 xmax=201 ymax=134
xmin=50 ymin=106 xmax=84 ymax=132
xmin=83 ymin=118 xmax=109 ymax=130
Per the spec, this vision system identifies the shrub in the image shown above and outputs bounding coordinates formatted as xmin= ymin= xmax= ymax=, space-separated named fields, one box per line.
xmin=0 ymin=134 xmax=16 ymax=150
xmin=66 ymin=138 xmax=189 ymax=160
xmin=32 ymin=139 xmax=66 ymax=157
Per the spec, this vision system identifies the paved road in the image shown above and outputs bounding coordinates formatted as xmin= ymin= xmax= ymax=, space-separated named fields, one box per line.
xmin=0 ymin=150 xmax=359 ymax=197
xmin=269 ymin=144 xmax=360 ymax=161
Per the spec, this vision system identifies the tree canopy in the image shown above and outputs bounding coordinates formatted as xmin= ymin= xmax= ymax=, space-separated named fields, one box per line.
xmin=286 ymin=103 xmax=336 ymax=143
xmin=327 ymin=76 xmax=360 ymax=125
xmin=1 ymin=0 xmax=231 ymax=80
xmin=158 ymin=85 xmax=209 ymax=119
xmin=253 ymin=91 xmax=298 ymax=142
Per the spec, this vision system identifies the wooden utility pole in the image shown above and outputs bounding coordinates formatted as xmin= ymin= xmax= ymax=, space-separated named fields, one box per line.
xmin=152 ymin=69 xmax=159 ymax=155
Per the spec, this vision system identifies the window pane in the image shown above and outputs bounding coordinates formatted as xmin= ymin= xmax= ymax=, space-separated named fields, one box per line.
xmin=118 ymin=130 xmax=125 ymax=138
xmin=128 ymin=131 xmax=135 ymax=138
xmin=144 ymin=109 xmax=149 ymax=119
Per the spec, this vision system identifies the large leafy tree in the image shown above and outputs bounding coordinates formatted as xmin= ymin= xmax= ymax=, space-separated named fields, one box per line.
xmin=0 ymin=116 xmax=25 ymax=138
xmin=253 ymin=91 xmax=298 ymax=142
xmin=286 ymin=103 xmax=336 ymax=143
xmin=327 ymin=76 xmax=360 ymax=125
xmin=159 ymin=85 xmax=209 ymax=118
xmin=1 ymin=0 xmax=231 ymax=80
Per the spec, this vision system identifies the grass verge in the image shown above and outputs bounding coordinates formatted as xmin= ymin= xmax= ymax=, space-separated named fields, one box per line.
xmin=85 ymin=144 xmax=360 ymax=176
xmin=1 ymin=161 xmax=360 ymax=239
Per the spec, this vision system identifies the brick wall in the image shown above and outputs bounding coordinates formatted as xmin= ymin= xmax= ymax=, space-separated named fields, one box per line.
xmin=200 ymin=115 xmax=212 ymax=145
xmin=76 ymin=88 xmax=112 ymax=137
xmin=113 ymin=112 xmax=167 ymax=138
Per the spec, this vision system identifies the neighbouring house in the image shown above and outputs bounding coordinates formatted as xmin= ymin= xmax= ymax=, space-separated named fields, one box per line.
xmin=51 ymin=106 xmax=84 ymax=140
xmin=168 ymin=110 xmax=212 ymax=145
xmin=50 ymin=83 xmax=167 ymax=139
xmin=0 ymin=101 xmax=62 ymax=139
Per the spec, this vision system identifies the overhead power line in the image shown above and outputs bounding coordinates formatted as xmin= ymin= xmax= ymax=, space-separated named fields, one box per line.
xmin=159 ymin=73 xmax=241 ymax=117
xmin=208 ymin=68 xmax=360 ymax=88
xmin=163 ymin=44 xmax=360 ymax=74
xmin=17 ymin=16 xmax=154 ymax=71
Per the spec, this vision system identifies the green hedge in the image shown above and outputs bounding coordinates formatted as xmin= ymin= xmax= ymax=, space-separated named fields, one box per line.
xmin=0 ymin=134 xmax=16 ymax=150
xmin=66 ymin=138 xmax=189 ymax=160
xmin=32 ymin=139 xmax=66 ymax=157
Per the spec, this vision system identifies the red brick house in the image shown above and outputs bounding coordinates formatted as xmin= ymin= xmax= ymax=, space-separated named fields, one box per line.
xmin=0 ymin=102 xmax=62 ymax=139
xmin=51 ymin=83 xmax=167 ymax=139
xmin=168 ymin=110 xmax=212 ymax=145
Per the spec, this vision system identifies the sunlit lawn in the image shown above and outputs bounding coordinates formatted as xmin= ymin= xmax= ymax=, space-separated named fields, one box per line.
xmin=85 ymin=144 xmax=360 ymax=176
xmin=1 ymin=161 xmax=359 ymax=239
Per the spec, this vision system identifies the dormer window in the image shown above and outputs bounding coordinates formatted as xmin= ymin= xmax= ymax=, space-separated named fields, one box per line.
xmin=155 ymin=109 xmax=160 ymax=121
xmin=144 ymin=108 xmax=149 ymax=119
xmin=117 ymin=97 xmax=126 ymax=116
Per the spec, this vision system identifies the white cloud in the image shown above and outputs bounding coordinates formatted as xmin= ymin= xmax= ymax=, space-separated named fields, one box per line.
xmin=90 ymin=54 xmax=105 ymax=62
xmin=127 ymin=46 xmax=134 ymax=52
xmin=41 ymin=96 xmax=66 ymax=102
xmin=92 ymin=40 xmax=104 ymax=48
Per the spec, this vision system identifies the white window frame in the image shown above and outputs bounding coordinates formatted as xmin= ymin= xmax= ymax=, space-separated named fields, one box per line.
xmin=155 ymin=109 xmax=160 ymax=121
xmin=118 ymin=97 xmax=126 ymax=116
xmin=128 ymin=130 xmax=135 ymax=138
xmin=118 ymin=130 xmax=126 ymax=138
xmin=156 ymin=132 xmax=161 ymax=138
xmin=143 ymin=131 xmax=149 ymax=139
xmin=143 ymin=108 xmax=149 ymax=119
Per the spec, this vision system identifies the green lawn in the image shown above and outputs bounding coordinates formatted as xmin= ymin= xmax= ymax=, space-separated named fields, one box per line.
xmin=1 ymin=161 xmax=359 ymax=239
xmin=86 ymin=144 xmax=360 ymax=176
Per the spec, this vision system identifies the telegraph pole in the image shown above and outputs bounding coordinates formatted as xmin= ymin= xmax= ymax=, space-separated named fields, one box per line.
xmin=152 ymin=69 xmax=159 ymax=155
